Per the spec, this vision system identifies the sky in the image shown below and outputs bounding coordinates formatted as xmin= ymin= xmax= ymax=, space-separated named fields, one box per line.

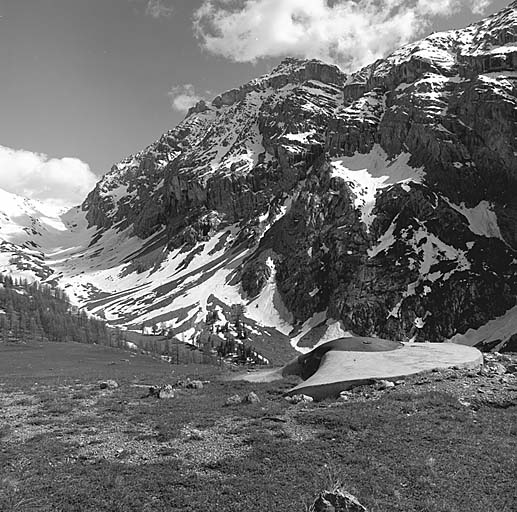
xmin=0 ymin=0 xmax=511 ymax=209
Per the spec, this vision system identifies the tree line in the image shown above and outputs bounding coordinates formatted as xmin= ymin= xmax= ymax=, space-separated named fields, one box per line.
xmin=0 ymin=274 xmax=111 ymax=344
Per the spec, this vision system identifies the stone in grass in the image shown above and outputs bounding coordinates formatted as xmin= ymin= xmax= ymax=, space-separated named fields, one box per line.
xmin=311 ymin=488 xmax=368 ymax=512
xmin=244 ymin=391 xmax=261 ymax=404
xmin=148 ymin=385 xmax=160 ymax=397
xmin=99 ymin=380 xmax=119 ymax=390
xmin=186 ymin=380 xmax=204 ymax=390
xmin=375 ymin=379 xmax=395 ymax=390
xmin=158 ymin=384 xmax=175 ymax=399
xmin=338 ymin=391 xmax=352 ymax=402
xmin=285 ymin=394 xmax=314 ymax=404
xmin=479 ymin=363 xmax=507 ymax=377
xmin=225 ymin=394 xmax=242 ymax=406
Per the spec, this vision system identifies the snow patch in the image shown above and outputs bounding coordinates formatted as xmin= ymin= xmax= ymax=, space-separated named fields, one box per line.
xmin=246 ymin=257 xmax=293 ymax=335
xmin=444 ymin=198 xmax=504 ymax=242
xmin=331 ymin=146 xmax=424 ymax=229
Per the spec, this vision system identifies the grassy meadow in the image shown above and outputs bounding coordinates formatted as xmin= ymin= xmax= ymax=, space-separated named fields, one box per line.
xmin=0 ymin=341 xmax=516 ymax=511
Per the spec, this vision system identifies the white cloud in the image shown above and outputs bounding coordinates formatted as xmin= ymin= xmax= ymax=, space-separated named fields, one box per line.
xmin=470 ymin=0 xmax=492 ymax=15
xmin=168 ymin=84 xmax=204 ymax=112
xmin=145 ymin=0 xmax=174 ymax=19
xmin=0 ymin=145 xmax=97 ymax=211
xmin=193 ymin=0 xmax=493 ymax=72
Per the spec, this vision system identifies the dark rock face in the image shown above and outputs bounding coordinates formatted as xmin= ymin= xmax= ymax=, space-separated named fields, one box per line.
xmin=79 ymin=4 xmax=517 ymax=347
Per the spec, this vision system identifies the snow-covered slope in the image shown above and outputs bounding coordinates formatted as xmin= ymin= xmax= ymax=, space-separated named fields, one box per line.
xmin=2 ymin=2 xmax=516 ymax=356
xmin=0 ymin=188 xmax=69 ymax=282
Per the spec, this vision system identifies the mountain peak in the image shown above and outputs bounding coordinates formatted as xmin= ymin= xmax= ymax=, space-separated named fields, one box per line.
xmin=2 ymin=3 xmax=516 ymax=354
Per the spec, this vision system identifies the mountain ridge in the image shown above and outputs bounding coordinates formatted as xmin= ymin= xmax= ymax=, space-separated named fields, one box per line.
xmin=1 ymin=2 xmax=516 ymax=356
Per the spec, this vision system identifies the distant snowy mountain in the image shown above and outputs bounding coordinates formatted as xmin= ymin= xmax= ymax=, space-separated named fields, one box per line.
xmin=1 ymin=2 xmax=516 ymax=356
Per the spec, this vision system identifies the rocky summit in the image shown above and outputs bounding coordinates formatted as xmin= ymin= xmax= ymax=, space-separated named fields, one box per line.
xmin=0 ymin=2 xmax=516 ymax=354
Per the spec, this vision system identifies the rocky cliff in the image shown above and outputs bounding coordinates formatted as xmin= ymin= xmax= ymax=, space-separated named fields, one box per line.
xmin=3 ymin=2 xmax=515 ymax=355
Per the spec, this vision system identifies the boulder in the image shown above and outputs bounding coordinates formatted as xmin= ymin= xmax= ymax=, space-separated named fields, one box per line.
xmin=186 ymin=380 xmax=204 ymax=390
xmin=158 ymin=384 xmax=175 ymax=399
xmin=99 ymin=380 xmax=119 ymax=390
xmin=338 ymin=391 xmax=353 ymax=402
xmin=244 ymin=392 xmax=261 ymax=404
xmin=311 ymin=489 xmax=368 ymax=512
xmin=479 ymin=363 xmax=507 ymax=377
xmin=225 ymin=394 xmax=242 ymax=406
xmin=375 ymin=379 xmax=395 ymax=390
xmin=148 ymin=385 xmax=160 ymax=397
xmin=285 ymin=394 xmax=314 ymax=404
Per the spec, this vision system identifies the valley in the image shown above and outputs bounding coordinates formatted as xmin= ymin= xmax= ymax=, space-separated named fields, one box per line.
xmin=1 ymin=3 xmax=517 ymax=511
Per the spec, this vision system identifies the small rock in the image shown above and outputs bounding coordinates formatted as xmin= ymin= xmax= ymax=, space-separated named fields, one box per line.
xmin=186 ymin=380 xmax=204 ymax=390
xmin=225 ymin=394 xmax=242 ymax=406
xmin=395 ymin=380 xmax=405 ymax=386
xmin=338 ymin=391 xmax=353 ymax=402
xmin=158 ymin=385 xmax=175 ymax=399
xmin=376 ymin=380 xmax=395 ymax=390
xmin=244 ymin=391 xmax=261 ymax=404
xmin=458 ymin=398 xmax=471 ymax=408
xmin=186 ymin=428 xmax=204 ymax=441
xmin=480 ymin=363 xmax=507 ymax=377
xmin=148 ymin=385 xmax=160 ymax=397
xmin=99 ymin=380 xmax=119 ymax=390
xmin=311 ymin=488 xmax=368 ymax=512
xmin=286 ymin=394 xmax=314 ymax=404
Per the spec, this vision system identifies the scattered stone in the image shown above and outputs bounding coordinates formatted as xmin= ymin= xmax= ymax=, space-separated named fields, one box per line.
xmin=244 ymin=391 xmax=261 ymax=404
xmin=185 ymin=427 xmax=204 ymax=441
xmin=175 ymin=378 xmax=206 ymax=389
xmin=286 ymin=394 xmax=314 ymax=404
xmin=458 ymin=397 xmax=471 ymax=408
xmin=311 ymin=488 xmax=368 ymax=512
xmin=99 ymin=380 xmax=119 ymax=390
xmin=338 ymin=391 xmax=353 ymax=402
xmin=225 ymin=394 xmax=242 ymax=406
xmin=480 ymin=363 xmax=507 ymax=377
xmin=375 ymin=380 xmax=395 ymax=390
xmin=147 ymin=385 xmax=160 ymax=397
xmin=186 ymin=380 xmax=204 ymax=390
xmin=158 ymin=385 xmax=175 ymax=399
xmin=395 ymin=380 xmax=405 ymax=386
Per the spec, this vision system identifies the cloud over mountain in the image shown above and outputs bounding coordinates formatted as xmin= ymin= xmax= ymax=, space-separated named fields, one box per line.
xmin=168 ymin=84 xmax=204 ymax=112
xmin=193 ymin=0 xmax=492 ymax=71
xmin=0 ymin=145 xmax=97 ymax=211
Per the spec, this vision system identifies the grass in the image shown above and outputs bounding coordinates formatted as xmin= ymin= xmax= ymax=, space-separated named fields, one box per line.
xmin=0 ymin=341 xmax=516 ymax=511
